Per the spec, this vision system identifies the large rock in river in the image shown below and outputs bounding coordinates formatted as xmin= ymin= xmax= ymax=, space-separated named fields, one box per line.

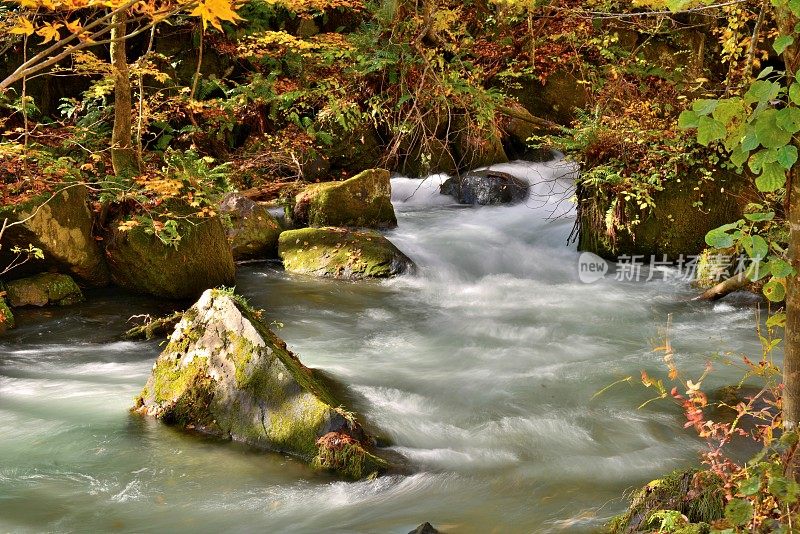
xmin=279 ymin=227 xmax=414 ymax=279
xmin=291 ymin=169 xmax=397 ymax=229
xmin=133 ymin=289 xmax=389 ymax=479
xmin=441 ymin=170 xmax=530 ymax=205
xmin=219 ymin=193 xmax=281 ymax=259
xmin=105 ymin=208 xmax=235 ymax=299
xmin=0 ymin=184 xmax=110 ymax=287
xmin=4 ymin=273 xmax=84 ymax=307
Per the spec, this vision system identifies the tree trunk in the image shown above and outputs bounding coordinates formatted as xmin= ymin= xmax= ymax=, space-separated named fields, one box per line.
xmin=778 ymin=7 xmax=800 ymax=430
xmin=110 ymin=11 xmax=139 ymax=178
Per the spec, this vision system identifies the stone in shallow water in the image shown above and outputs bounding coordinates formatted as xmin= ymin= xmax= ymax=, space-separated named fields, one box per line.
xmin=218 ymin=193 xmax=281 ymax=260
xmin=5 ymin=273 xmax=84 ymax=307
xmin=290 ymin=168 xmax=397 ymax=229
xmin=133 ymin=288 xmax=390 ymax=479
xmin=440 ymin=170 xmax=530 ymax=205
xmin=278 ymin=227 xmax=414 ymax=279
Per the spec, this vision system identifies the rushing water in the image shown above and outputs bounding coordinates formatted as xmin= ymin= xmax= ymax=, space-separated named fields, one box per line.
xmin=0 ymin=159 xmax=769 ymax=533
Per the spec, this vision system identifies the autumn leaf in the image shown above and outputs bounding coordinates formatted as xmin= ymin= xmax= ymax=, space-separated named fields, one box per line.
xmin=36 ymin=22 xmax=63 ymax=44
xmin=9 ymin=17 xmax=35 ymax=37
xmin=190 ymin=0 xmax=244 ymax=31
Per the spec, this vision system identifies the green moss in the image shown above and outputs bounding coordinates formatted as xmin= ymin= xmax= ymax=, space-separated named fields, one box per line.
xmin=149 ymin=355 xmax=208 ymax=404
xmin=268 ymin=394 xmax=331 ymax=459
xmin=5 ymin=273 xmax=84 ymax=307
xmin=312 ymin=433 xmax=389 ymax=480
xmin=607 ymin=470 xmax=724 ymax=534
xmin=292 ymin=169 xmax=397 ymax=229
xmin=278 ymin=227 xmax=412 ymax=279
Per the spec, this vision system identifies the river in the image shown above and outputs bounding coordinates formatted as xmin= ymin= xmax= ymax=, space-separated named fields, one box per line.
xmin=0 ymin=159 xmax=766 ymax=532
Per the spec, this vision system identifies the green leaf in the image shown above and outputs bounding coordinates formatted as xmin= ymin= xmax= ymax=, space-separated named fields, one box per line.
xmin=790 ymin=84 xmax=800 ymax=105
xmin=742 ymin=235 xmax=769 ymax=259
xmin=749 ymin=148 xmax=778 ymax=173
xmin=730 ymin=144 xmax=749 ymax=168
xmin=697 ymin=116 xmax=726 ymax=146
xmin=706 ymin=227 xmax=736 ymax=249
xmin=742 ymin=129 xmax=759 ymax=151
xmin=769 ymin=258 xmax=794 ymax=277
xmin=778 ymin=145 xmax=799 ymax=169
xmin=764 ymin=278 xmax=787 ymax=302
xmin=713 ymin=98 xmax=745 ymax=126
xmin=757 ymin=66 xmax=774 ymax=79
xmin=739 ymin=476 xmax=761 ymax=496
xmin=678 ymin=110 xmax=700 ymax=129
xmin=768 ymin=475 xmax=800 ymax=502
xmin=692 ymin=99 xmax=718 ymax=116
xmin=774 ymin=35 xmax=795 ymax=55
xmin=756 ymin=161 xmax=788 ymax=192
xmin=791 ymin=0 xmax=800 ymax=16
xmin=724 ymin=499 xmax=753 ymax=526
xmin=776 ymin=107 xmax=800 ymax=134
xmin=745 ymin=80 xmax=780 ymax=105
xmin=755 ymin=109 xmax=793 ymax=148
xmin=744 ymin=211 xmax=775 ymax=221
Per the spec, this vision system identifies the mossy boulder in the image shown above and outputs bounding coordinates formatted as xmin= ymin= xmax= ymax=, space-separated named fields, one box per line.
xmin=133 ymin=289 xmax=390 ymax=479
xmin=290 ymin=169 xmax=397 ymax=229
xmin=503 ymin=70 xmax=590 ymax=125
xmin=219 ymin=193 xmax=281 ymax=260
xmin=319 ymin=122 xmax=383 ymax=174
xmin=0 ymin=297 xmax=14 ymax=333
xmin=105 ymin=210 xmax=235 ymax=299
xmin=279 ymin=227 xmax=415 ymax=279
xmin=400 ymin=138 xmax=458 ymax=178
xmin=608 ymin=469 xmax=723 ymax=534
xmin=0 ymin=184 xmax=110 ymax=287
xmin=579 ymin=171 xmax=756 ymax=260
xmin=4 ymin=273 xmax=84 ymax=307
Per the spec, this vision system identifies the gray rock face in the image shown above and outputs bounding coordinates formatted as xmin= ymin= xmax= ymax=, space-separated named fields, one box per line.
xmin=133 ymin=289 xmax=390 ymax=479
xmin=440 ymin=170 xmax=530 ymax=205
xmin=219 ymin=193 xmax=281 ymax=259
xmin=5 ymin=273 xmax=84 ymax=307
xmin=0 ymin=185 xmax=110 ymax=287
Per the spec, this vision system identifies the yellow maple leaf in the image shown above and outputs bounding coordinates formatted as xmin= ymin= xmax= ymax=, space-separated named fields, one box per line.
xmin=190 ymin=0 xmax=244 ymax=31
xmin=36 ymin=22 xmax=63 ymax=44
xmin=9 ymin=17 xmax=35 ymax=37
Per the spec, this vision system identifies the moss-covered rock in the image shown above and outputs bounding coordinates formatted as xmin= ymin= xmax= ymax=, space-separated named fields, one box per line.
xmin=502 ymin=70 xmax=590 ymax=126
xmin=219 ymin=193 xmax=281 ymax=259
xmin=578 ymin=171 xmax=755 ymax=260
xmin=0 ymin=297 xmax=14 ymax=333
xmin=319 ymin=122 xmax=383 ymax=175
xmin=400 ymin=138 xmax=458 ymax=178
xmin=105 ymin=209 xmax=235 ymax=299
xmin=4 ymin=273 xmax=84 ymax=307
xmin=607 ymin=469 xmax=724 ymax=534
xmin=279 ymin=227 xmax=414 ymax=279
xmin=133 ymin=288 xmax=390 ymax=479
xmin=290 ymin=169 xmax=397 ymax=229
xmin=0 ymin=184 xmax=110 ymax=287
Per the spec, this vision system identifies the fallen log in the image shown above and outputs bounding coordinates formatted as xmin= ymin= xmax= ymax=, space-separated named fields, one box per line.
xmin=122 ymin=311 xmax=183 ymax=340
xmin=694 ymin=272 xmax=750 ymax=302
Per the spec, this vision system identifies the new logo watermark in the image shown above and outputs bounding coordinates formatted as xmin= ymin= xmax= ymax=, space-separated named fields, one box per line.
xmin=578 ymin=252 xmax=609 ymax=284
xmin=577 ymin=253 xmax=763 ymax=284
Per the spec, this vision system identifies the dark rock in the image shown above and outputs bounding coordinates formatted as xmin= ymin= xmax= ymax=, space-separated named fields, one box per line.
xmin=441 ymin=170 xmax=530 ymax=205
xmin=408 ymin=523 xmax=440 ymax=534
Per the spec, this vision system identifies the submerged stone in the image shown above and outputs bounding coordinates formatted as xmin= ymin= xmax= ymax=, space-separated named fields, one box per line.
xmin=5 ymin=273 xmax=84 ymax=307
xmin=278 ymin=227 xmax=415 ymax=279
xmin=133 ymin=289 xmax=390 ymax=479
xmin=440 ymin=170 xmax=530 ymax=205
xmin=291 ymin=169 xmax=397 ymax=229
xmin=219 ymin=193 xmax=281 ymax=259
